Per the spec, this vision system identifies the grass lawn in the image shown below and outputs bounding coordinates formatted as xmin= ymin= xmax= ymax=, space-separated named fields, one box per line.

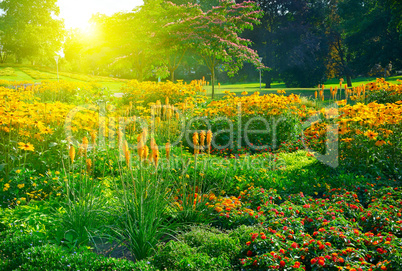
xmin=0 ymin=65 xmax=125 ymax=92
xmin=203 ymin=75 xmax=402 ymax=98
xmin=1 ymin=65 xmax=401 ymax=98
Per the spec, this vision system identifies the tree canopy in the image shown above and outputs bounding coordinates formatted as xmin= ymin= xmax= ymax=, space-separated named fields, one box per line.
xmin=0 ymin=0 xmax=401 ymax=89
xmin=0 ymin=0 xmax=64 ymax=63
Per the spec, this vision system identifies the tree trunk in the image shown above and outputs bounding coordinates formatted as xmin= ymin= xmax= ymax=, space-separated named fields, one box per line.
xmin=211 ymin=67 xmax=215 ymax=100
xmin=265 ymin=75 xmax=272 ymax=88
xmin=138 ymin=67 xmax=143 ymax=82
xmin=170 ymin=69 xmax=174 ymax=82
xmin=346 ymin=75 xmax=352 ymax=87
xmin=0 ymin=53 xmax=6 ymax=63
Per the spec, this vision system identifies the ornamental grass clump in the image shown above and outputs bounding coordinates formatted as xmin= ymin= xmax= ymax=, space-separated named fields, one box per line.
xmin=113 ymin=161 xmax=177 ymax=261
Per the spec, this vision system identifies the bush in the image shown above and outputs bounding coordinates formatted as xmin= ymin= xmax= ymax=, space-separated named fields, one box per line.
xmin=196 ymin=92 xmax=309 ymax=156
xmin=16 ymin=244 xmax=152 ymax=271
xmin=180 ymin=226 xmax=240 ymax=258
xmin=364 ymin=78 xmax=402 ymax=104
xmin=120 ymin=80 xmax=206 ymax=110
xmin=0 ymin=227 xmax=158 ymax=271
xmin=0 ymin=229 xmax=45 ymax=270
xmin=154 ymin=241 xmax=232 ymax=271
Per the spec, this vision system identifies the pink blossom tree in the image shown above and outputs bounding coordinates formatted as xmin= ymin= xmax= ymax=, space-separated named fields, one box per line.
xmin=164 ymin=0 xmax=265 ymax=98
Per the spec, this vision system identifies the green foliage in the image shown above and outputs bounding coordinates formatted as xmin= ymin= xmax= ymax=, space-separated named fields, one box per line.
xmin=112 ymin=165 xmax=178 ymax=261
xmin=0 ymin=0 xmax=64 ymax=63
xmin=0 ymin=169 xmax=64 ymax=208
xmin=0 ymin=228 xmax=45 ymax=270
xmin=366 ymin=89 xmax=402 ymax=104
xmin=12 ymin=244 xmax=155 ymax=271
xmin=154 ymin=241 xmax=232 ymax=271
xmin=57 ymin=174 xmax=111 ymax=249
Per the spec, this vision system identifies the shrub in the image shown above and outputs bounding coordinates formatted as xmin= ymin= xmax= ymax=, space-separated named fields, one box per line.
xmin=120 ymin=80 xmax=206 ymax=110
xmin=0 ymin=228 xmax=45 ymax=270
xmin=17 ymin=244 xmax=155 ymax=271
xmin=197 ymin=92 xmax=310 ymax=155
xmin=364 ymin=78 xmax=402 ymax=104
xmin=154 ymin=241 xmax=232 ymax=271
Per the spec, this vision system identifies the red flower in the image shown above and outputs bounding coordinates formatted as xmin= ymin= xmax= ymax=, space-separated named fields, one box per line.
xmin=318 ymin=258 xmax=325 ymax=266
xmin=319 ymin=244 xmax=325 ymax=250
xmin=293 ymin=261 xmax=301 ymax=268
xmin=247 ymin=250 xmax=253 ymax=256
xmin=251 ymin=233 xmax=258 ymax=241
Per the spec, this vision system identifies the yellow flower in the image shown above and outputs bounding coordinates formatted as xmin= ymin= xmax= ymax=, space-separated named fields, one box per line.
xmin=18 ymin=142 xmax=34 ymax=152
xmin=341 ymin=138 xmax=353 ymax=143
xmin=364 ymin=130 xmax=378 ymax=140
xmin=3 ymin=183 xmax=10 ymax=191
xmin=375 ymin=140 xmax=386 ymax=147
xmin=17 ymin=184 xmax=25 ymax=189
xmin=241 ymin=91 xmax=248 ymax=95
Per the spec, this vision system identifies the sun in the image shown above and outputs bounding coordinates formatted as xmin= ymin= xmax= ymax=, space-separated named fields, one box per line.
xmin=78 ymin=23 xmax=98 ymax=38
xmin=57 ymin=0 xmax=144 ymax=30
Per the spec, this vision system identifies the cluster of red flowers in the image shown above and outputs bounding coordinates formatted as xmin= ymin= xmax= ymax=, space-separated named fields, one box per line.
xmin=209 ymin=185 xmax=401 ymax=270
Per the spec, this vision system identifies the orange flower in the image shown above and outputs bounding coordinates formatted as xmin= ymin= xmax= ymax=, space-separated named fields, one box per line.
xmin=91 ymin=130 xmax=97 ymax=145
xmin=143 ymin=145 xmax=149 ymax=160
xmin=206 ymin=130 xmax=213 ymax=154
xmin=166 ymin=142 xmax=171 ymax=160
xmin=200 ymin=131 xmax=206 ymax=150
xmin=193 ymin=132 xmax=199 ymax=154
xmin=375 ymin=140 xmax=386 ymax=147
xmin=82 ymin=137 xmax=89 ymax=156
xmin=86 ymin=158 xmax=92 ymax=173
xmin=152 ymin=144 xmax=159 ymax=168
xmin=69 ymin=144 xmax=75 ymax=163
xmin=138 ymin=140 xmax=144 ymax=158
xmin=123 ymin=140 xmax=130 ymax=166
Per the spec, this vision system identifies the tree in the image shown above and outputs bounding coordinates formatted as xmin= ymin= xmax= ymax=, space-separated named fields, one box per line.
xmin=387 ymin=0 xmax=402 ymax=34
xmin=167 ymin=0 xmax=264 ymax=98
xmin=240 ymin=0 xmax=330 ymax=88
xmin=0 ymin=0 xmax=64 ymax=63
xmin=339 ymin=0 xmax=402 ymax=76
xmin=145 ymin=1 xmax=201 ymax=82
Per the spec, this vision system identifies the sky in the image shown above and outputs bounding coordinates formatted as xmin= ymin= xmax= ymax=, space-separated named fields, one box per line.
xmin=57 ymin=0 xmax=144 ymax=29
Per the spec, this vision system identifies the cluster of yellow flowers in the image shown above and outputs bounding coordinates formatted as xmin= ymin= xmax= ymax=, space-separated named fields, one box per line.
xmin=121 ymin=79 xmax=207 ymax=108
xmin=304 ymin=101 xmax=402 ymax=148
xmin=203 ymin=91 xmax=303 ymax=117
xmin=34 ymin=80 xmax=102 ymax=99
xmin=365 ymin=78 xmax=402 ymax=95
xmin=338 ymin=102 xmax=402 ymax=143
xmin=20 ymin=67 xmax=57 ymax=79
xmin=0 ymin=67 xmax=16 ymax=77
xmin=0 ymin=87 xmax=103 ymax=149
